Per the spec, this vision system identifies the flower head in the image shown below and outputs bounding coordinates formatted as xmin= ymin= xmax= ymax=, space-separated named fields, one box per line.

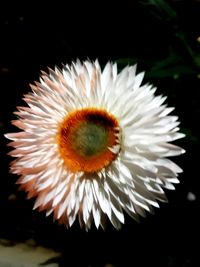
xmin=6 ymin=60 xmax=185 ymax=230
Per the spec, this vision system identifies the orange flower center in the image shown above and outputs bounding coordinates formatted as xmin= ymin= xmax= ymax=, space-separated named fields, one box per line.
xmin=57 ymin=108 xmax=120 ymax=173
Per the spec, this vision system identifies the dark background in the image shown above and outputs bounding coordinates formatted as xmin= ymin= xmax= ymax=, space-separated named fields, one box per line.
xmin=0 ymin=1 xmax=200 ymax=266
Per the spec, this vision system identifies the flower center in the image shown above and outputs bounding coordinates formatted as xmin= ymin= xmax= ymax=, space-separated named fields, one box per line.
xmin=58 ymin=108 xmax=121 ymax=173
xmin=72 ymin=123 xmax=108 ymax=157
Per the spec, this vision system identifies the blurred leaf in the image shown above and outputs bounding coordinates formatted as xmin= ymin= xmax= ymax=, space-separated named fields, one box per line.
xmin=147 ymin=65 xmax=195 ymax=78
xmin=139 ymin=0 xmax=177 ymax=20
xmin=174 ymin=31 xmax=196 ymax=65
xmin=175 ymin=32 xmax=194 ymax=58
xmin=150 ymin=52 xmax=181 ymax=70
xmin=147 ymin=52 xmax=196 ymax=78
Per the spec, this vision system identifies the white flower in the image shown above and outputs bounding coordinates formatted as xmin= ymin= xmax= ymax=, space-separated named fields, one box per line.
xmin=5 ymin=60 xmax=185 ymax=230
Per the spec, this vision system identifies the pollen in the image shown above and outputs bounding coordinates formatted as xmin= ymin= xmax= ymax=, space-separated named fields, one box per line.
xmin=57 ymin=108 xmax=121 ymax=173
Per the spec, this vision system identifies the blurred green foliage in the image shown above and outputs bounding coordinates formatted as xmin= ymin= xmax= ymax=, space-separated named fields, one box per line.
xmin=116 ymin=0 xmax=200 ymax=78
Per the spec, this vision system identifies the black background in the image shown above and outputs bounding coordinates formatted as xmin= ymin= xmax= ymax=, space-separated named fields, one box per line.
xmin=0 ymin=1 xmax=200 ymax=266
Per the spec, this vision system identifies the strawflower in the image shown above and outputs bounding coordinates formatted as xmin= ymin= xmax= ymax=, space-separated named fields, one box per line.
xmin=5 ymin=60 xmax=185 ymax=230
